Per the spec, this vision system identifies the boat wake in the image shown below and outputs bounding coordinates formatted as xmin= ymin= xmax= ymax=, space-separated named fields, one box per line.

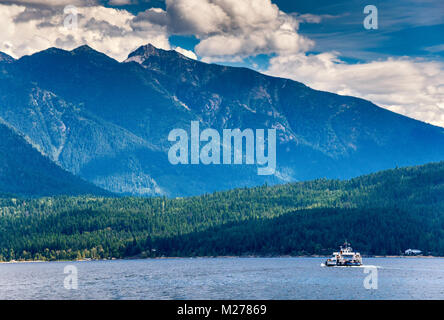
xmin=321 ymin=263 xmax=381 ymax=268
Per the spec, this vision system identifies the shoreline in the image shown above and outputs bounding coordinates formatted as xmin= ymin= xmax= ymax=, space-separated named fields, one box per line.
xmin=1 ymin=254 xmax=442 ymax=264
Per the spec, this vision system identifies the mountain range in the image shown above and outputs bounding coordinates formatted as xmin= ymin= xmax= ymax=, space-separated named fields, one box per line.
xmin=1 ymin=44 xmax=444 ymax=196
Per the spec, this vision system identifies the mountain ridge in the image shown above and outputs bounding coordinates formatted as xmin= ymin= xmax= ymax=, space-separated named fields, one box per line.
xmin=0 ymin=52 xmax=14 ymax=63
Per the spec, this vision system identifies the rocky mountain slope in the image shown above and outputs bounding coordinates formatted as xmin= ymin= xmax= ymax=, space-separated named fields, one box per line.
xmin=1 ymin=44 xmax=443 ymax=196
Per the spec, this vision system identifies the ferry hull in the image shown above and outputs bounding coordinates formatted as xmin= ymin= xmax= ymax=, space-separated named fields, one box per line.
xmin=324 ymin=261 xmax=362 ymax=267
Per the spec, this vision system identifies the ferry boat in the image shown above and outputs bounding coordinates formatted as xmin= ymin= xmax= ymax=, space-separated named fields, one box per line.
xmin=325 ymin=241 xmax=362 ymax=267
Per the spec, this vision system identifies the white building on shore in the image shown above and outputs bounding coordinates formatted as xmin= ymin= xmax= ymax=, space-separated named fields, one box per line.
xmin=405 ymin=249 xmax=422 ymax=256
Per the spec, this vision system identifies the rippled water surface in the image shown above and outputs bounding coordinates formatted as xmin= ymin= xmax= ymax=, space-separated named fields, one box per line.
xmin=0 ymin=257 xmax=443 ymax=299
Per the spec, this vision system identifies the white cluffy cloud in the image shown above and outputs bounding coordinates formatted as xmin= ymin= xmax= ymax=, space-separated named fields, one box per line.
xmin=0 ymin=3 xmax=174 ymax=61
xmin=138 ymin=0 xmax=314 ymax=62
xmin=173 ymin=47 xmax=197 ymax=60
xmin=266 ymin=53 xmax=444 ymax=127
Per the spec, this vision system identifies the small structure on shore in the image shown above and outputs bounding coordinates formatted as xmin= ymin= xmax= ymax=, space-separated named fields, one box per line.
xmin=405 ymin=249 xmax=422 ymax=256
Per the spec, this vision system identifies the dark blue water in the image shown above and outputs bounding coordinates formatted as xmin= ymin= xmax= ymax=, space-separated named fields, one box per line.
xmin=0 ymin=257 xmax=443 ymax=299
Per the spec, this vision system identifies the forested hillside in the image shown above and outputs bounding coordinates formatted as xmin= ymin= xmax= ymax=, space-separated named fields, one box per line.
xmin=0 ymin=162 xmax=443 ymax=261
xmin=0 ymin=123 xmax=111 ymax=197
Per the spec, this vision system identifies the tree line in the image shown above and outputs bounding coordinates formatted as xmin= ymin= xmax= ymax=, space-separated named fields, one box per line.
xmin=0 ymin=162 xmax=443 ymax=261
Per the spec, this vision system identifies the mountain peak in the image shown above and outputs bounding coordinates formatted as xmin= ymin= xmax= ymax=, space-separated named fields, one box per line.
xmin=0 ymin=52 xmax=15 ymax=63
xmin=131 ymin=43 xmax=158 ymax=56
xmin=19 ymin=45 xmax=116 ymax=65
xmin=125 ymin=43 xmax=188 ymax=65
xmin=68 ymin=44 xmax=118 ymax=64
xmin=72 ymin=44 xmax=96 ymax=53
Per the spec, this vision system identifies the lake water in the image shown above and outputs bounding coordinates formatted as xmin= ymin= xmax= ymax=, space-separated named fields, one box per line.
xmin=0 ymin=257 xmax=443 ymax=300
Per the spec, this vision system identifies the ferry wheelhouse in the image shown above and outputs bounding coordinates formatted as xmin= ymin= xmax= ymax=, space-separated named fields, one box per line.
xmin=325 ymin=242 xmax=362 ymax=267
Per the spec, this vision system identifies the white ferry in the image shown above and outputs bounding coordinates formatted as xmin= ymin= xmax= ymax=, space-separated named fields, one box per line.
xmin=325 ymin=241 xmax=362 ymax=267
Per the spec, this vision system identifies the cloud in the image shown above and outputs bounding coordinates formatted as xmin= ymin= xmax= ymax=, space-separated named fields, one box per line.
xmin=13 ymin=6 xmax=57 ymax=23
xmin=1 ymin=0 xmax=97 ymax=7
xmin=291 ymin=13 xmax=343 ymax=24
xmin=133 ymin=7 xmax=168 ymax=26
xmin=108 ymin=0 xmax=133 ymax=5
xmin=265 ymin=53 xmax=444 ymax=127
xmin=378 ymin=0 xmax=444 ymax=28
xmin=425 ymin=44 xmax=444 ymax=53
xmin=173 ymin=46 xmax=197 ymax=60
xmin=137 ymin=0 xmax=314 ymax=60
xmin=0 ymin=4 xmax=170 ymax=61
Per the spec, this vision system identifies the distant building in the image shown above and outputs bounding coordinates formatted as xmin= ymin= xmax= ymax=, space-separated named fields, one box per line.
xmin=405 ymin=249 xmax=422 ymax=256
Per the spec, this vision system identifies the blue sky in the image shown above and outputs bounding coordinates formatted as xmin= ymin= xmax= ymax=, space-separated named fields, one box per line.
xmin=103 ymin=0 xmax=444 ymax=67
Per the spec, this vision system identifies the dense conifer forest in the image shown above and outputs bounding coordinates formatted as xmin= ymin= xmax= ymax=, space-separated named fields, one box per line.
xmin=0 ymin=162 xmax=443 ymax=261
